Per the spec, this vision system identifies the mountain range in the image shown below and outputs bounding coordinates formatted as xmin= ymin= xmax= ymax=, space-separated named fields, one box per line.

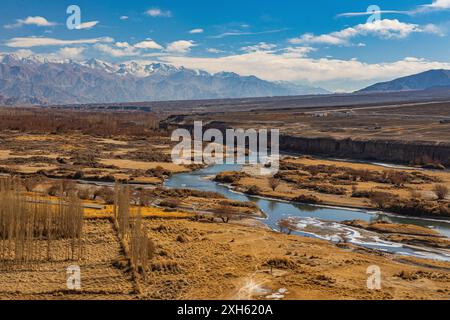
xmin=359 ymin=69 xmax=450 ymax=93
xmin=0 ymin=53 xmax=329 ymax=105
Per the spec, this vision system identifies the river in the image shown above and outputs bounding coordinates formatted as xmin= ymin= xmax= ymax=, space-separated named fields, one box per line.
xmin=165 ymin=162 xmax=450 ymax=261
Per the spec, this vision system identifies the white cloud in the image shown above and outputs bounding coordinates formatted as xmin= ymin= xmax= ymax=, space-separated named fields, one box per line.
xmin=75 ymin=21 xmax=99 ymax=30
xmin=5 ymin=36 xmax=113 ymax=48
xmin=94 ymin=43 xmax=139 ymax=57
xmin=145 ymin=8 xmax=172 ymax=17
xmin=241 ymin=42 xmax=277 ymax=52
xmin=159 ymin=51 xmax=450 ymax=91
xmin=11 ymin=49 xmax=34 ymax=58
xmin=134 ymin=39 xmax=163 ymax=50
xmin=166 ymin=40 xmax=196 ymax=53
xmin=120 ymin=16 xmax=129 ymax=20
xmin=115 ymin=42 xmax=131 ymax=48
xmin=4 ymin=16 xmax=57 ymax=29
xmin=207 ymin=48 xmax=224 ymax=54
xmin=56 ymin=47 xmax=85 ymax=59
xmin=338 ymin=10 xmax=411 ymax=18
xmin=189 ymin=28 xmax=204 ymax=34
xmin=289 ymin=19 xmax=441 ymax=46
xmin=425 ymin=0 xmax=450 ymax=9
xmin=210 ymin=28 xmax=289 ymax=39
xmin=339 ymin=1 xmax=450 ymax=17
xmin=94 ymin=40 xmax=163 ymax=57
xmin=282 ymin=46 xmax=316 ymax=58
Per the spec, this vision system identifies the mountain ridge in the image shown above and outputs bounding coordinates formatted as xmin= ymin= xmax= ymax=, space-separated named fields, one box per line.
xmin=358 ymin=69 xmax=450 ymax=93
xmin=0 ymin=53 xmax=330 ymax=105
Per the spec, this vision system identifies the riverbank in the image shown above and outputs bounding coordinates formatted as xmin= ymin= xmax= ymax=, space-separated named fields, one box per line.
xmin=215 ymin=156 xmax=450 ymax=219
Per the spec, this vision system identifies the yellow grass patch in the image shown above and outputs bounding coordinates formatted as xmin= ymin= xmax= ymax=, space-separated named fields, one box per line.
xmin=99 ymin=159 xmax=188 ymax=173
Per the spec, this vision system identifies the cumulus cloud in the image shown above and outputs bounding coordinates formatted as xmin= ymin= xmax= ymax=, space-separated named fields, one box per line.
xmin=241 ymin=42 xmax=277 ymax=52
xmin=189 ymin=28 xmax=204 ymax=34
xmin=166 ymin=40 xmax=196 ymax=53
xmin=94 ymin=39 xmax=163 ymax=57
xmin=5 ymin=36 xmax=113 ymax=48
xmin=56 ymin=47 xmax=85 ymax=59
xmin=134 ymin=39 xmax=163 ymax=50
xmin=94 ymin=43 xmax=139 ymax=57
xmin=339 ymin=1 xmax=450 ymax=17
xmin=424 ymin=0 xmax=450 ymax=9
xmin=4 ymin=16 xmax=57 ymax=29
xmin=289 ymin=19 xmax=441 ymax=46
xmin=145 ymin=8 xmax=172 ymax=17
xmin=207 ymin=48 xmax=224 ymax=54
xmin=10 ymin=49 xmax=34 ymax=58
xmin=159 ymin=51 xmax=450 ymax=91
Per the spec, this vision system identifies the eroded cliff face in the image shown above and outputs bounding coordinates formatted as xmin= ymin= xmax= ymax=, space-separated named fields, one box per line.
xmin=280 ymin=136 xmax=450 ymax=166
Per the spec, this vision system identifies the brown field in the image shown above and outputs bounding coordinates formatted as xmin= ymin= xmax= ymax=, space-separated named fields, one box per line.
xmin=220 ymin=156 xmax=450 ymax=211
xmin=0 ymin=106 xmax=449 ymax=300
xmin=161 ymin=100 xmax=450 ymax=143
xmin=2 ymin=216 xmax=450 ymax=300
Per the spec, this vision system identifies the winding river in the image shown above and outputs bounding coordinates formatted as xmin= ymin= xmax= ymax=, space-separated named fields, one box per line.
xmin=165 ymin=162 xmax=450 ymax=261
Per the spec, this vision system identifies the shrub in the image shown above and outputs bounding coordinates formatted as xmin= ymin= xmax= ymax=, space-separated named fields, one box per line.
xmin=47 ymin=183 xmax=60 ymax=196
xmin=269 ymin=177 xmax=280 ymax=191
xmin=77 ymin=188 xmax=93 ymax=200
xmin=433 ymin=184 xmax=449 ymax=200
xmin=245 ymin=185 xmax=261 ymax=195
xmin=368 ymin=191 xmax=398 ymax=209
xmin=93 ymin=186 xmax=115 ymax=204
xmin=159 ymin=198 xmax=181 ymax=208
xmin=292 ymin=194 xmax=321 ymax=204
xmin=264 ymin=257 xmax=297 ymax=271
xmin=214 ymin=171 xmax=248 ymax=184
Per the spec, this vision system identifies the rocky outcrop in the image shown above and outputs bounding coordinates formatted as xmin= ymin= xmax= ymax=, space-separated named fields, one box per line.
xmin=280 ymin=135 xmax=450 ymax=166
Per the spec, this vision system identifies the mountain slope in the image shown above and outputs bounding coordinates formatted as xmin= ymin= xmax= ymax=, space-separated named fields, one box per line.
xmin=0 ymin=54 xmax=329 ymax=105
xmin=359 ymin=69 xmax=450 ymax=93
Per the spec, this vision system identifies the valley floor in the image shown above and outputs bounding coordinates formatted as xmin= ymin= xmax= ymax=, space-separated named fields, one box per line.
xmin=1 ymin=217 xmax=449 ymax=300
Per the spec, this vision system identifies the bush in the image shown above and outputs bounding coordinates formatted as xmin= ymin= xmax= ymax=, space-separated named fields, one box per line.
xmin=77 ymin=188 xmax=93 ymax=200
xmin=214 ymin=171 xmax=249 ymax=184
xmin=93 ymin=186 xmax=115 ymax=204
xmin=269 ymin=177 xmax=280 ymax=191
xmin=159 ymin=198 xmax=181 ymax=208
xmin=369 ymin=191 xmax=397 ymax=209
xmin=292 ymin=194 xmax=321 ymax=204
xmin=47 ymin=183 xmax=60 ymax=196
xmin=245 ymin=185 xmax=261 ymax=195
xmin=146 ymin=166 xmax=172 ymax=178
xmin=433 ymin=184 xmax=449 ymax=200
xmin=264 ymin=257 xmax=297 ymax=270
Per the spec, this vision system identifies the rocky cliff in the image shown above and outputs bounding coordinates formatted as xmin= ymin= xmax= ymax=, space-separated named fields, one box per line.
xmin=280 ymin=136 xmax=450 ymax=166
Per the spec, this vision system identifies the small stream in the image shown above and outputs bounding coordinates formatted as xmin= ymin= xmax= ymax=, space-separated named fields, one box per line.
xmin=165 ymin=162 xmax=450 ymax=261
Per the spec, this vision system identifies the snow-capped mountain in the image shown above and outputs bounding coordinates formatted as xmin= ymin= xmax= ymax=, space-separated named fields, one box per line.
xmin=0 ymin=53 xmax=330 ymax=105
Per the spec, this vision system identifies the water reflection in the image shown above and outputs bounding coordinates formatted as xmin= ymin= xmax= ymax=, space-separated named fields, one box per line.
xmin=165 ymin=163 xmax=450 ymax=238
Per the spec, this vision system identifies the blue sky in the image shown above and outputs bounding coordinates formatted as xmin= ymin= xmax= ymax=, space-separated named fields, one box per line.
xmin=1 ymin=0 xmax=450 ymax=91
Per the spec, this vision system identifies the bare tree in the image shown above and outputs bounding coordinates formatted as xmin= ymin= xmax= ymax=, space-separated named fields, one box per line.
xmin=369 ymin=191 xmax=394 ymax=209
xmin=269 ymin=177 xmax=280 ymax=191
xmin=211 ymin=204 xmax=241 ymax=223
